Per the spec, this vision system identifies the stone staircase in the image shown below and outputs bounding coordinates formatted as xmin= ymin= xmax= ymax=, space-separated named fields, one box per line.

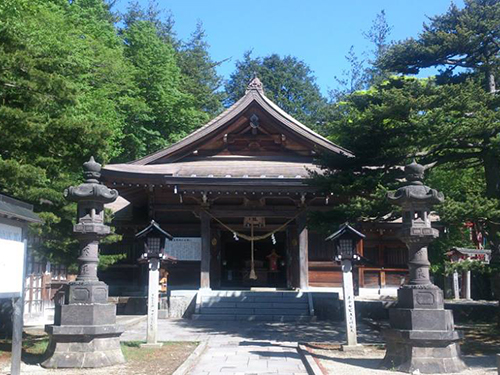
xmin=192 ymin=290 xmax=314 ymax=322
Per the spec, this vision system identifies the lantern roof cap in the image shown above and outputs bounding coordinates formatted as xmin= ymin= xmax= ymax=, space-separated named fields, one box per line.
xmin=325 ymin=222 xmax=365 ymax=242
xmin=387 ymin=160 xmax=444 ymax=206
xmin=135 ymin=220 xmax=173 ymax=240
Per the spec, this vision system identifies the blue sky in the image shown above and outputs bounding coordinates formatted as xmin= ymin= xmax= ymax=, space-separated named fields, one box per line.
xmin=114 ymin=0 xmax=463 ymax=95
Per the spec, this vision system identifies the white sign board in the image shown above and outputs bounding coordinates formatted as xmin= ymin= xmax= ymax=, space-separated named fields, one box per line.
xmin=165 ymin=237 xmax=201 ymax=261
xmin=0 ymin=222 xmax=22 ymax=242
xmin=0 ymin=238 xmax=25 ymax=298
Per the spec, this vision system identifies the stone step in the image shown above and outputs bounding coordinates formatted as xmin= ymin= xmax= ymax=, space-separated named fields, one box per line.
xmin=199 ymin=291 xmax=307 ymax=298
xmin=191 ymin=313 xmax=314 ymax=322
xmin=200 ymin=301 xmax=309 ymax=309
xmin=200 ymin=296 xmax=307 ymax=303
xmin=200 ymin=307 xmax=309 ymax=315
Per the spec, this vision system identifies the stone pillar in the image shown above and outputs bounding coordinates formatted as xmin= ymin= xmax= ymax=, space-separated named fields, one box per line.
xmin=200 ymin=211 xmax=211 ymax=290
xmin=453 ymin=271 xmax=460 ymax=300
xmin=380 ymin=161 xmax=465 ymax=374
xmin=42 ymin=157 xmax=125 ymax=369
xmin=297 ymin=213 xmax=309 ymax=290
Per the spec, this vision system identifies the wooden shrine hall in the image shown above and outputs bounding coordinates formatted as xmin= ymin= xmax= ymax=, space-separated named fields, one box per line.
xmin=101 ymin=77 xmax=408 ymax=294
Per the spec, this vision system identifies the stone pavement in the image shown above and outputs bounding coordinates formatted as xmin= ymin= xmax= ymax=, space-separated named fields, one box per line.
xmin=121 ymin=319 xmax=381 ymax=374
xmin=190 ymin=340 xmax=307 ymax=375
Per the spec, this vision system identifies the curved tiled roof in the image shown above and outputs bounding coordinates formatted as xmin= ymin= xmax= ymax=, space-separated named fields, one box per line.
xmin=104 ymin=155 xmax=320 ymax=179
xmin=131 ymin=78 xmax=353 ymax=166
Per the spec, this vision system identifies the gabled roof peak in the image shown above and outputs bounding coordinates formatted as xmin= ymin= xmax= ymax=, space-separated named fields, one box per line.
xmin=246 ymin=76 xmax=264 ymax=94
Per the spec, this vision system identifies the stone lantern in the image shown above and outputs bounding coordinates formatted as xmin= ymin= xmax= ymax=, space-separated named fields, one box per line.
xmin=326 ymin=223 xmax=364 ymax=350
xmin=43 ymin=157 xmax=125 ymax=368
xmin=380 ymin=161 xmax=465 ymax=373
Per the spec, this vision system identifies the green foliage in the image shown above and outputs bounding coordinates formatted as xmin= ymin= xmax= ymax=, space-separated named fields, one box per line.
xmin=332 ymin=10 xmax=393 ymax=99
xmin=375 ymin=0 xmax=500 ymax=262
xmin=225 ymin=52 xmax=327 ymax=131
xmin=378 ymin=0 xmax=500 ymax=91
xmin=444 ymin=259 xmax=491 ymax=276
xmin=0 ymin=0 xmax=222 ymax=265
xmin=177 ymin=22 xmax=226 ymax=117
xmin=0 ymin=0 xmax=130 ymax=264
xmin=117 ymin=6 xmax=211 ymax=161
xmin=318 ymin=0 xmax=500 ymax=273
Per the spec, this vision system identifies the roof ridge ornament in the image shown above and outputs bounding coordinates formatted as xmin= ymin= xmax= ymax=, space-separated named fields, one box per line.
xmin=246 ymin=75 xmax=264 ymax=94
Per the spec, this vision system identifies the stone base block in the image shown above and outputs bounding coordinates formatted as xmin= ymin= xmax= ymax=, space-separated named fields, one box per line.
xmin=42 ymin=324 xmax=125 ymax=368
xmin=67 ymin=281 xmax=109 ymax=304
xmin=55 ymin=303 xmax=116 ymax=326
xmin=389 ymin=308 xmax=454 ymax=331
xmin=380 ymin=328 xmax=466 ymax=374
xmin=398 ymin=286 xmax=444 ymax=310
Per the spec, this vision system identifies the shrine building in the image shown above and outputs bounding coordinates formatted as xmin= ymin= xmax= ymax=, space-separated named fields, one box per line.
xmin=101 ymin=78 xmax=408 ymax=295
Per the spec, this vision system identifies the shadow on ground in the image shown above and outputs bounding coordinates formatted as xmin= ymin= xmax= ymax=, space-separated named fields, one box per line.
xmin=170 ymin=319 xmax=383 ymax=343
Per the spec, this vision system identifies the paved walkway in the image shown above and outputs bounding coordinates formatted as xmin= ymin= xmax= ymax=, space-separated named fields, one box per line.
xmin=191 ymin=340 xmax=307 ymax=375
xmin=121 ymin=319 xmax=381 ymax=374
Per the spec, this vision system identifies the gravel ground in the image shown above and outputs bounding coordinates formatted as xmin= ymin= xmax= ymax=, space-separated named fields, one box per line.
xmin=310 ymin=345 xmax=497 ymax=375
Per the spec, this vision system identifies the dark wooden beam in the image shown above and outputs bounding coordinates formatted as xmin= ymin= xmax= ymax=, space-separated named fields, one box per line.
xmin=154 ymin=204 xmax=330 ymax=216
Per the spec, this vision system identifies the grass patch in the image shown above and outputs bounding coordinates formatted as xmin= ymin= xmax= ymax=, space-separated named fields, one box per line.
xmin=120 ymin=341 xmax=198 ymax=362
xmin=459 ymin=323 xmax=500 ymax=355
xmin=0 ymin=333 xmax=49 ymax=364
xmin=120 ymin=341 xmax=198 ymax=374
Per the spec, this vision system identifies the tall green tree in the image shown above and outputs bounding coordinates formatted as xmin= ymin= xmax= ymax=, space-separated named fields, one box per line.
xmin=376 ymin=0 xmax=500 ymax=261
xmin=177 ymin=22 xmax=225 ymax=117
xmin=225 ymin=52 xmax=327 ymax=130
xmin=316 ymin=0 xmax=500 ymax=310
xmin=331 ymin=10 xmax=392 ymax=99
xmin=118 ymin=6 xmax=209 ymax=161
xmin=0 ymin=0 xmax=131 ymax=264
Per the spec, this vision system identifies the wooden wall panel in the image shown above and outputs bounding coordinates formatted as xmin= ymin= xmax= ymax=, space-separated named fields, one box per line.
xmin=308 ymin=261 xmax=342 ymax=287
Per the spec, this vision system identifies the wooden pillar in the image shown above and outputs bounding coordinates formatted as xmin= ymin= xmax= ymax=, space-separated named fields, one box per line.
xmin=357 ymin=239 xmax=364 ymax=291
xmin=297 ymin=213 xmax=309 ymax=290
xmin=200 ymin=211 xmax=211 ymax=290
xmin=210 ymin=229 xmax=221 ymax=289
xmin=464 ymin=270 xmax=472 ymax=300
xmin=287 ymin=226 xmax=300 ymax=288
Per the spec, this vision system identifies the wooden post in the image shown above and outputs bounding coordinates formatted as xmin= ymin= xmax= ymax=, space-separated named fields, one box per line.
xmin=341 ymin=259 xmax=358 ymax=349
xmin=380 ymin=270 xmax=386 ymax=288
xmin=11 ymin=239 xmax=27 ymax=375
xmin=297 ymin=213 xmax=309 ymax=290
xmin=142 ymin=258 xmax=161 ymax=348
xmin=200 ymin=211 xmax=211 ymax=290
xmin=453 ymin=271 xmax=460 ymax=300
xmin=464 ymin=270 xmax=472 ymax=300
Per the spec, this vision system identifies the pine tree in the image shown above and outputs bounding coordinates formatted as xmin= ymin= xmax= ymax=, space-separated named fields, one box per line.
xmin=177 ymin=21 xmax=225 ymax=117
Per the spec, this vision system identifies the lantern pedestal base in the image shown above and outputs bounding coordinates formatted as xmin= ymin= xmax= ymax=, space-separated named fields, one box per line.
xmin=55 ymin=303 xmax=116 ymax=326
xmin=380 ymin=329 xmax=465 ymax=374
xmin=42 ymin=324 xmax=125 ymax=368
xmin=380 ymin=287 xmax=465 ymax=374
